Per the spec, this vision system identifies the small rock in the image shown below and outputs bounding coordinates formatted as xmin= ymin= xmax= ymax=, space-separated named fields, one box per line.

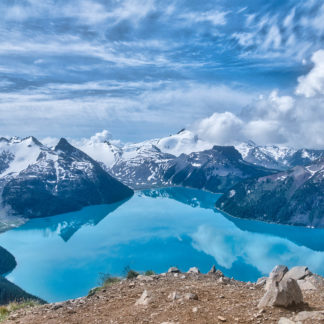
xmin=187 ymin=267 xmax=200 ymax=274
xmin=184 ymin=293 xmax=198 ymax=300
xmin=168 ymin=291 xmax=181 ymax=301
xmin=293 ymin=310 xmax=324 ymax=322
xmin=192 ymin=307 xmax=198 ymax=313
xmin=168 ymin=267 xmax=180 ymax=274
xmin=218 ymin=315 xmax=227 ymax=322
xmin=180 ymin=275 xmax=186 ymax=279
xmin=137 ymin=275 xmax=154 ymax=282
xmin=215 ymin=270 xmax=224 ymax=277
xmin=208 ymin=265 xmax=216 ymax=274
xmin=218 ymin=277 xmax=230 ymax=284
xmin=278 ymin=318 xmax=296 ymax=324
xmin=51 ymin=302 xmax=64 ymax=310
xmin=135 ymin=290 xmax=152 ymax=306
xmin=256 ymin=277 xmax=267 ymax=288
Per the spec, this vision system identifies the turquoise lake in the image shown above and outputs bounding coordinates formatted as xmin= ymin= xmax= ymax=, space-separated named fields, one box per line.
xmin=0 ymin=187 xmax=324 ymax=303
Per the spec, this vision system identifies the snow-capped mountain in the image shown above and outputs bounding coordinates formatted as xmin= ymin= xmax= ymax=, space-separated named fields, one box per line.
xmin=0 ymin=137 xmax=133 ymax=220
xmin=110 ymin=142 xmax=175 ymax=189
xmin=71 ymin=130 xmax=324 ymax=191
xmin=235 ymin=141 xmax=324 ymax=170
xmin=163 ymin=145 xmax=274 ymax=193
xmin=0 ymin=136 xmax=44 ymax=176
xmin=217 ymin=158 xmax=324 ymax=227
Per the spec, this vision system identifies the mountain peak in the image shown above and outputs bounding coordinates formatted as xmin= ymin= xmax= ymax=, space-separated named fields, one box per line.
xmin=55 ymin=138 xmax=74 ymax=152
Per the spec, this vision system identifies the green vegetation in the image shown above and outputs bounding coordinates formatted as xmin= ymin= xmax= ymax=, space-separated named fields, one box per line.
xmin=98 ymin=273 xmax=121 ymax=287
xmin=125 ymin=267 xmax=139 ymax=279
xmin=0 ymin=300 xmax=41 ymax=322
xmin=0 ymin=276 xmax=45 ymax=306
xmin=144 ymin=270 xmax=155 ymax=276
xmin=0 ymin=247 xmax=17 ymax=276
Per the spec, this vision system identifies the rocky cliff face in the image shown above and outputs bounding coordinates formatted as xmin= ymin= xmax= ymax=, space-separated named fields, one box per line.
xmin=0 ymin=138 xmax=133 ymax=219
xmin=216 ymin=158 xmax=324 ymax=227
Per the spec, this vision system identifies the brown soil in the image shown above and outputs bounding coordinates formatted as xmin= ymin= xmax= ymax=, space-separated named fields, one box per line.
xmin=3 ymin=272 xmax=324 ymax=324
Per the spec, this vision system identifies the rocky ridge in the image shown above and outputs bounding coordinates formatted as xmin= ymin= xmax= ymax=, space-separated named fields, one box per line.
xmin=0 ymin=137 xmax=133 ymax=221
xmin=2 ymin=265 xmax=323 ymax=324
xmin=216 ymin=158 xmax=324 ymax=227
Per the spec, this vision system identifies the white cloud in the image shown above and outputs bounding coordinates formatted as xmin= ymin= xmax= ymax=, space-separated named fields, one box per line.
xmin=296 ymin=49 xmax=324 ymax=97
xmin=193 ymin=112 xmax=243 ymax=145
xmin=180 ymin=10 xmax=228 ymax=26
xmin=89 ymin=130 xmax=112 ymax=143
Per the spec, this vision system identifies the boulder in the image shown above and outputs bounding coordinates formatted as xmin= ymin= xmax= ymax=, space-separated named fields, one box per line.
xmin=187 ymin=267 xmax=200 ymax=274
xmin=208 ymin=265 xmax=216 ymax=274
xmin=258 ymin=276 xmax=303 ymax=308
xmin=297 ymin=279 xmax=316 ymax=291
xmin=284 ymin=266 xmax=312 ymax=281
xmin=265 ymin=265 xmax=288 ymax=290
xmin=168 ymin=267 xmax=180 ymax=274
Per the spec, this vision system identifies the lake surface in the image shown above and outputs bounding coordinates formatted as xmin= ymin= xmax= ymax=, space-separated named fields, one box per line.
xmin=0 ymin=187 xmax=324 ymax=303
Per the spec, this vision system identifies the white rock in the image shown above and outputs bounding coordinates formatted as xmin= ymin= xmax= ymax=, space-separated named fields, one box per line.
xmin=184 ymin=293 xmax=198 ymax=300
xmin=187 ymin=267 xmax=200 ymax=274
xmin=168 ymin=267 xmax=180 ymax=273
xmin=284 ymin=266 xmax=312 ymax=281
xmin=135 ymin=290 xmax=152 ymax=306
xmin=278 ymin=318 xmax=296 ymax=324
xmin=168 ymin=291 xmax=181 ymax=301
xmin=297 ymin=279 xmax=316 ymax=290
xmin=265 ymin=265 xmax=288 ymax=290
xmin=293 ymin=310 xmax=324 ymax=322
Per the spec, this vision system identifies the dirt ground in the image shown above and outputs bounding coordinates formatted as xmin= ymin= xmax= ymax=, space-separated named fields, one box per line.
xmin=3 ymin=272 xmax=324 ymax=324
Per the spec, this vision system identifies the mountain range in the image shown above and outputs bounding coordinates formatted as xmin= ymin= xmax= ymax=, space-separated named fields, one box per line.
xmin=0 ymin=129 xmax=323 ymax=227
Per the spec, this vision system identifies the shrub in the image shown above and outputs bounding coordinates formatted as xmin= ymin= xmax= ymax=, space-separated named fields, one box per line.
xmin=98 ymin=273 xmax=121 ymax=288
xmin=123 ymin=266 xmax=139 ymax=279
xmin=144 ymin=270 xmax=155 ymax=276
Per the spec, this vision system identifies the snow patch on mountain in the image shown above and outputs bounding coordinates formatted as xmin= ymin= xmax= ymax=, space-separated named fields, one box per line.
xmin=0 ymin=137 xmax=44 ymax=176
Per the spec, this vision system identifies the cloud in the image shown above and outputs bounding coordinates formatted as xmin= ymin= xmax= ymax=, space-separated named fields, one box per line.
xmin=296 ymin=50 xmax=324 ymax=97
xmin=193 ymin=112 xmax=243 ymax=145
xmin=89 ymin=130 xmax=112 ymax=143
xmin=190 ymin=83 xmax=324 ymax=148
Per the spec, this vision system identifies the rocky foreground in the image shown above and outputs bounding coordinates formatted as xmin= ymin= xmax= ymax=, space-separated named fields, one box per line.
xmin=2 ymin=266 xmax=324 ymax=324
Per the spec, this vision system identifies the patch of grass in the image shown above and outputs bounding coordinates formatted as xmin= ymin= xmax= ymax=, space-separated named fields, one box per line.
xmin=124 ymin=266 xmax=139 ymax=279
xmin=98 ymin=273 xmax=121 ymax=288
xmin=0 ymin=300 xmax=41 ymax=322
xmin=144 ymin=270 xmax=155 ymax=276
xmin=87 ymin=286 xmax=102 ymax=297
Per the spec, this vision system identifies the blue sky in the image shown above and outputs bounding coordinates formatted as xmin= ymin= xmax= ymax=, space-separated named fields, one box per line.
xmin=1 ymin=0 xmax=324 ymax=147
